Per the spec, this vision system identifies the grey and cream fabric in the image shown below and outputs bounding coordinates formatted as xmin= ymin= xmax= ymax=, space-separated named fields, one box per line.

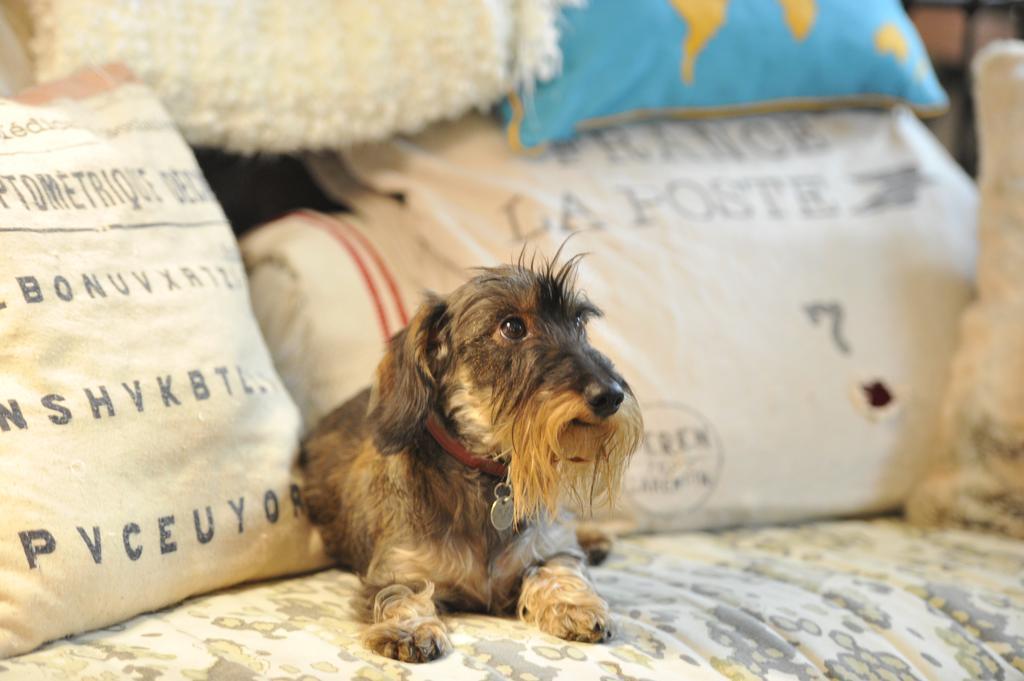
xmin=6 ymin=519 xmax=1023 ymax=680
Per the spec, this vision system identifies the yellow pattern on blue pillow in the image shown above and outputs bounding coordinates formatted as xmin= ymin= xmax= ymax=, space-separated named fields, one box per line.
xmin=502 ymin=0 xmax=947 ymax=151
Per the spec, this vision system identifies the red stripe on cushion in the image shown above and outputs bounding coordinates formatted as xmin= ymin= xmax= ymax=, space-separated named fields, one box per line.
xmin=294 ymin=210 xmax=391 ymax=342
xmin=335 ymin=215 xmax=409 ymax=326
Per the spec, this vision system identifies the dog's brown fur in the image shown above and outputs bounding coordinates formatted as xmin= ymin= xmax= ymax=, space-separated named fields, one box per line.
xmin=302 ymin=256 xmax=643 ymax=662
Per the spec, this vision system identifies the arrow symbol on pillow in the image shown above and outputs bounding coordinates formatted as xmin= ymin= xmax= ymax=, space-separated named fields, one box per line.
xmin=853 ymin=165 xmax=930 ymax=214
xmin=804 ymin=301 xmax=851 ymax=355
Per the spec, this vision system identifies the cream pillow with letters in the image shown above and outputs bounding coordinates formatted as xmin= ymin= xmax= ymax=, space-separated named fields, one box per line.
xmin=0 ymin=65 xmax=325 ymax=658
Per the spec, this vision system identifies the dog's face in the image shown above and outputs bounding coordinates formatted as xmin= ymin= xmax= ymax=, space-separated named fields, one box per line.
xmin=368 ymin=256 xmax=643 ymax=523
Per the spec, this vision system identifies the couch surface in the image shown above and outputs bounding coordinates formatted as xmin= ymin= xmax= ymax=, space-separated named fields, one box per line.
xmin=4 ymin=519 xmax=1022 ymax=680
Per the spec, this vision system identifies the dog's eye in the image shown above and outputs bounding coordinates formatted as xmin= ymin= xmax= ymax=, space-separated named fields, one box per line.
xmin=499 ymin=316 xmax=527 ymax=341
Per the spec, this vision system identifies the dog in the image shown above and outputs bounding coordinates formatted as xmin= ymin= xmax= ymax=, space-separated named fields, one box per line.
xmin=300 ymin=254 xmax=643 ymax=663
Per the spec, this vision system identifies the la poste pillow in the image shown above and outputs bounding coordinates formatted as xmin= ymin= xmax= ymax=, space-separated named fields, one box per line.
xmin=282 ymin=108 xmax=977 ymax=534
xmin=0 ymin=65 xmax=325 ymax=658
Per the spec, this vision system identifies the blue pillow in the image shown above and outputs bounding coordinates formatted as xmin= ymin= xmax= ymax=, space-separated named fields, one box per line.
xmin=502 ymin=0 xmax=947 ymax=151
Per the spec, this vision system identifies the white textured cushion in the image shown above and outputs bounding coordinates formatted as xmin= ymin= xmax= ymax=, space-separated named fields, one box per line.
xmin=27 ymin=0 xmax=576 ymax=153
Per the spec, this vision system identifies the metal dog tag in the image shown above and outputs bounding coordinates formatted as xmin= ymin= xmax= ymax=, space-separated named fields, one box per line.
xmin=490 ymin=482 xmax=514 ymax=532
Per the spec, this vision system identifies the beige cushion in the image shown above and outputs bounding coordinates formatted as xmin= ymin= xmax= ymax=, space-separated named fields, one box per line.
xmin=0 ymin=1 xmax=34 ymax=96
xmin=242 ymin=210 xmax=408 ymax=431
xmin=0 ymin=65 xmax=325 ymax=659
xmin=907 ymin=41 xmax=1024 ymax=538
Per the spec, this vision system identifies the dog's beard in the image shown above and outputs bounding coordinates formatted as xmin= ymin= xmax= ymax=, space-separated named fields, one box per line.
xmin=492 ymin=391 xmax=644 ymax=525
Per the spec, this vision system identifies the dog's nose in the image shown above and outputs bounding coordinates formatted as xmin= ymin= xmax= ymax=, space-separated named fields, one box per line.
xmin=584 ymin=380 xmax=625 ymax=418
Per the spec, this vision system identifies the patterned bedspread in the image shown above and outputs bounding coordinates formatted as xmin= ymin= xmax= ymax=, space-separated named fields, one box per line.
xmin=4 ymin=519 xmax=1023 ymax=680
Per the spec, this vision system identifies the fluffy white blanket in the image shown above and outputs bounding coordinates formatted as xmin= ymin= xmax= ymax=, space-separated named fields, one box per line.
xmin=27 ymin=0 xmax=579 ymax=153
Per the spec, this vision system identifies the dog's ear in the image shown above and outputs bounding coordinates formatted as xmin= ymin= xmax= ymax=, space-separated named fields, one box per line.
xmin=368 ymin=294 xmax=448 ymax=454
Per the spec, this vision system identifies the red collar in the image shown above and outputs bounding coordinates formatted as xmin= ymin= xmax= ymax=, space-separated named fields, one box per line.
xmin=426 ymin=413 xmax=509 ymax=478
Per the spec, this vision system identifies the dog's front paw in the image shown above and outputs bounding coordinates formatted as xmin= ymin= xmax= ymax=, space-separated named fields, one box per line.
xmin=533 ymin=602 xmax=613 ymax=643
xmin=519 ymin=563 xmax=613 ymax=643
xmin=363 ymin=617 xmax=452 ymax=663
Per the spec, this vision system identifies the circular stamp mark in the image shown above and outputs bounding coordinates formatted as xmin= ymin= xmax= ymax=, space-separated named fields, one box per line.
xmin=625 ymin=402 xmax=724 ymax=515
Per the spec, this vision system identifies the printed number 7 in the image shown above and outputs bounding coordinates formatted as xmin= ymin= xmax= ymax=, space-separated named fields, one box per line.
xmin=804 ymin=302 xmax=851 ymax=355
